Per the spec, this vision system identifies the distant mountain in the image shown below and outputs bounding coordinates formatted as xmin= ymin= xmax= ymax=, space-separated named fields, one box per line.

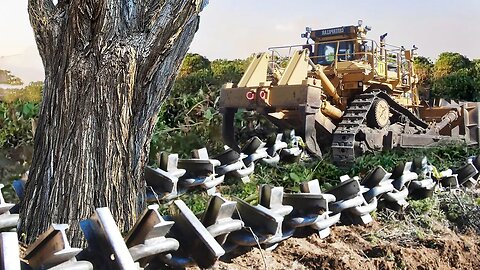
xmin=0 ymin=46 xmax=44 ymax=83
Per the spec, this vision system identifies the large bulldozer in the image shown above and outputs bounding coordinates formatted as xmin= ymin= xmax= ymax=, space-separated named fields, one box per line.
xmin=219 ymin=21 xmax=480 ymax=166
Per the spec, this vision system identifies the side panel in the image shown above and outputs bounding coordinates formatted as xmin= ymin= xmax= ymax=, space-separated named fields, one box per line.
xmin=219 ymin=85 xmax=323 ymax=110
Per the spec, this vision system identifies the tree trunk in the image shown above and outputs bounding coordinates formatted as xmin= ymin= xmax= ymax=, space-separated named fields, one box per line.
xmin=20 ymin=0 xmax=205 ymax=246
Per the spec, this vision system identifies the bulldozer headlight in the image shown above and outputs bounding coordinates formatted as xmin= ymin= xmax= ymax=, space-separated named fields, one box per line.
xmin=246 ymin=91 xmax=256 ymax=101
xmin=259 ymin=90 xmax=268 ymax=100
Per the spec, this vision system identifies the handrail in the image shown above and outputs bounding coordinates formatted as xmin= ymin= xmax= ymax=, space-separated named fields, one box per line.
xmin=266 ymin=38 xmax=412 ymax=87
xmin=268 ymin=38 xmax=408 ymax=61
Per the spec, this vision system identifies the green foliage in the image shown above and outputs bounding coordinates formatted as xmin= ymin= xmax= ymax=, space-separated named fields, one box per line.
xmin=150 ymin=88 xmax=224 ymax=159
xmin=179 ymin=53 xmax=211 ymax=77
xmin=227 ymin=143 xmax=480 ymax=200
xmin=201 ymin=143 xmax=480 ymax=218
xmin=215 ymin=157 xmax=342 ymax=202
xmin=438 ymin=190 xmax=480 ymax=233
xmin=432 ymin=68 xmax=480 ymax=101
xmin=172 ymin=55 xmax=247 ymax=96
xmin=0 ymin=81 xmax=43 ymax=149
xmin=433 ymin=52 xmax=471 ymax=79
xmin=150 ymin=54 xmax=246 ymax=160
xmin=0 ymin=82 xmax=43 ymax=103
xmin=173 ymin=53 xmax=213 ymax=95
xmin=155 ymin=192 xmax=210 ymax=216
xmin=351 ymin=143 xmax=480 ymax=173
xmin=409 ymin=197 xmax=436 ymax=214
xmin=414 ymin=56 xmax=433 ymax=82
xmin=211 ymin=59 xmax=247 ymax=85
xmin=0 ymin=101 xmax=39 ymax=148
xmin=405 ymin=195 xmax=447 ymax=231
xmin=414 ymin=57 xmax=433 ymax=99
xmin=0 ymin=82 xmax=42 ymax=184
xmin=415 ymin=52 xmax=480 ymax=101
xmin=173 ymin=68 xmax=214 ymax=95
xmin=221 ymin=180 xmax=259 ymax=203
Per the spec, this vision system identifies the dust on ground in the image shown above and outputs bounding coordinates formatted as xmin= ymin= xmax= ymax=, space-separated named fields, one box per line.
xmin=208 ymin=220 xmax=480 ymax=270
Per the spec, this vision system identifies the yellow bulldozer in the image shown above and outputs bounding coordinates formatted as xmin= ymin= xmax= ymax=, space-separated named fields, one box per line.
xmin=219 ymin=21 xmax=480 ymax=166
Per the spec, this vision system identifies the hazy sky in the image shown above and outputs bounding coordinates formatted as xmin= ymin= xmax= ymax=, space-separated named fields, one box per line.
xmin=189 ymin=0 xmax=480 ymax=60
xmin=1 ymin=0 xmax=479 ymax=82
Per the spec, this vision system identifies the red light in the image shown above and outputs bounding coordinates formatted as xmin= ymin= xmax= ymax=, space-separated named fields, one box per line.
xmin=246 ymin=91 xmax=255 ymax=100
xmin=259 ymin=90 xmax=268 ymax=100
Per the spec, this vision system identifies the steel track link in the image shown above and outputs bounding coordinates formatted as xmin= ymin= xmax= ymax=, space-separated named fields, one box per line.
xmin=332 ymin=92 xmax=378 ymax=167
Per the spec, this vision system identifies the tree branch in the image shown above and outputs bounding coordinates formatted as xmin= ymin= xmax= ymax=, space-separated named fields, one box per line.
xmin=89 ymin=0 xmax=138 ymax=50
xmin=28 ymin=0 xmax=66 ymax=66
xmin=132 ymin=12 xmax=199 ymax=125
xmin=138 ymin=0 xmax=198 ymax=81
xmin=28 ymin=0 xmax=56 ymax=15
xmin=144 ymin=0 xmax=196 ymax=48
xmin=28 ymin=0 xmax=57 ymax=40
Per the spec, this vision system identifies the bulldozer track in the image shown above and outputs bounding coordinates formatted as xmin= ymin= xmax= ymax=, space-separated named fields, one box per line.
xmin=332 ymin=92 xmax=377 ymax=166
xmin=332 ymin=91 xmax=429 ymax=166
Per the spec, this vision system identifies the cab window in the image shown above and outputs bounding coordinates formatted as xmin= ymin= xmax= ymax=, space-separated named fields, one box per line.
xmin=317 ymin=41 xmax=354 ymax=65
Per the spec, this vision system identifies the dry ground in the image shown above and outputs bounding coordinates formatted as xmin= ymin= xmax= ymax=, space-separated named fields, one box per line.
xmin=206 ymin=220 xmax=480 ymax=270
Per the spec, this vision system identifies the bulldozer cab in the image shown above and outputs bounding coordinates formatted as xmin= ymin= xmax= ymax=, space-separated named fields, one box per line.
xmin=308 ymin=26 xmax=358 ymax=65
xmin=294 ymin=23 xmax=419 ymax=106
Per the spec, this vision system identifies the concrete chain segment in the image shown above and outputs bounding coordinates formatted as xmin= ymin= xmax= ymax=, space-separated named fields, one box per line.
xmin=1 ymin=135 xmax=479 ymax=269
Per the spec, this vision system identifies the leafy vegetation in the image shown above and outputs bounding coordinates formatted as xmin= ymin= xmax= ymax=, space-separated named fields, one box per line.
xmin=415 ymin=53 xmax=480 ymax=101
xmin=218 ymin=144 xmax=480 ymax=200
xmin=0 ymin=101 xmax=38 ymax=149
xmin=0 ymin=81 xmax=43 ymax=103
xmin=0 ymin=81 xmax=42 ymax=150
xmin=2 ymin=52 xmax=480 ymax=224
xmin=0 ymin=80 xmax=42 ymax=184
xmin=149 ymin=54 xmax=247 ymax=160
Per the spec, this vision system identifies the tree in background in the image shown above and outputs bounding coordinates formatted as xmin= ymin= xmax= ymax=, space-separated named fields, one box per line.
xmin=0 ymin=70 xmax=23 ymax=85
xmin=171 ymin=53 xmax=248 ymax=95
xmin=474 ymin=59 xmax=480 ymax=91
xmin=21 ymin=0 xmax=206 ymax=246
xmin=432 ymin=69 xmax=479 ymax=101
xmin=429 ymin=52 xmax=479 ymax=101
xmin=413 ymin=52 xmax=480 ymax=101
xmin=179 ymin=53 xmax=212 ymax=77
xmin=0 ymin=82 xmax=43 ymax=103
xmin=150 ymin=55 xmax=247 ymax=158
xmin=413 ymin=56 xmax=434 ymax=99
xmin=174 ymin=53 xmax=213 ymax=95
xmin=433 ymin=52 xmax=471 ymax=79
xmin=211 ymin=58 xmax=248 ymax=85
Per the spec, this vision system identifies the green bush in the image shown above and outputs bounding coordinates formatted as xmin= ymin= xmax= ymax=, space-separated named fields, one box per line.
xmin=149 ymin=54 xmax=246 ymax=161
xmin=149 ymin=87 xmax=224 ymax=160
xmin=0 ymin=101 xmax=39 ymax=148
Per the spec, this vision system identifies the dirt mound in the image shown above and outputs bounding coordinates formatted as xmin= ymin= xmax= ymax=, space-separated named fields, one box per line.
xmin=209 ymin=221 xmax=480 ymax=270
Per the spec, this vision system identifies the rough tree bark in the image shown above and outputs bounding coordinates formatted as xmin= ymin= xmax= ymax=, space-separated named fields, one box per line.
xmin=20 ymin=0 xmax=206 ymax=246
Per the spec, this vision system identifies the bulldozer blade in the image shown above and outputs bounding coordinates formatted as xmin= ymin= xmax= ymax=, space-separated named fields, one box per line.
xmin=222 ymin=108 xmax=240 ymax=152
xmin=304 ymin=114 xmax=322 ymax=158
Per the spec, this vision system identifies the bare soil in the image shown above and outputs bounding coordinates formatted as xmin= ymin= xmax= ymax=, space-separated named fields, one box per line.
xmin=208 ymin=221 xmax=480 ymax=270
